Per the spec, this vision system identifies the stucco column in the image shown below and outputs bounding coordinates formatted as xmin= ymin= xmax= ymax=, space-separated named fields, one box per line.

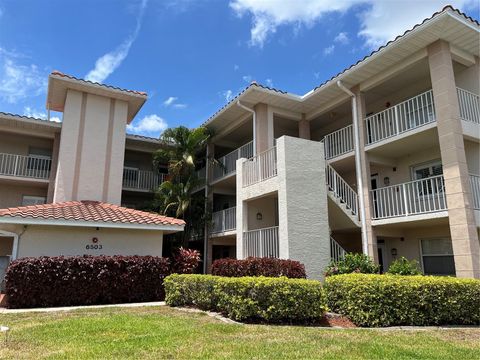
xmin=235 ymin=157 xmax=247 ymax=259
xmin=428 ymin=40 xmax=480 ymax=278
xmin=203 ymin=142 xmax=214 ymax=273
xmin=353 ymin=86 xmax=378 ymax=261
xmin=254 ymin=103 xmax=274 ymax=153
xmin=46 ymin=132 xmax=61 ymax=203
xmin=298 ymin=114 xmax=311 ymax=140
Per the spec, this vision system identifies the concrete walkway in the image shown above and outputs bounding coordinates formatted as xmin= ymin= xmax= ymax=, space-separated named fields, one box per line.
xmin=0 ymin=301 xmax=166 ymax=314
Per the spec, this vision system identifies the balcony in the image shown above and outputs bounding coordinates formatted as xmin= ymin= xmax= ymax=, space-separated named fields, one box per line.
xmin=122 ymin=168 xmax=165 ymax=192
xmin=371 ymin=175 xmax=447 ymax=221
xmin=365 ymin=89 xmax=436 ymax=146
xmin=323 ymin=125 xmax=354 ymax=160
xmin=0 ymin=153 xmax=51 ymax=181
xmin=242 ymin=146 xmax=277 ymax=187
xmin=243 ymin=226 xmax=279 ymax=258
xmin=457 ymin=88 xmax=479 ymax=125
xmin=212 ymin=141 xmax=254 ymax=181
xmin=211 ymin=207 xmax=236 ymax=234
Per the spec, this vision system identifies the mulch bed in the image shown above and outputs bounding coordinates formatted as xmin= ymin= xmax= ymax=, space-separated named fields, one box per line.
xmin=319 ymin=312 xmax=357 ymax=328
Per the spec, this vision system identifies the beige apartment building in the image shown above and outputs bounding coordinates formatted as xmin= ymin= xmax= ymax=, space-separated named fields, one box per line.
xmin=198 ymin=7 xmax=480 ymax=279
xmin=0 ymin=6 xmax=478 ymax=283
xmin=0 ymin=72 xmax=184 ymax=288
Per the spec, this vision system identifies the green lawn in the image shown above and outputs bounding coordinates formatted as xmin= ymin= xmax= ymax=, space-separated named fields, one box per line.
xmin=0 ymin=306 xmax=478 ymax=360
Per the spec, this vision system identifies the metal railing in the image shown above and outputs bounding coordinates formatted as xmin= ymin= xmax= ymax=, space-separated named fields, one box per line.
xmin=243 ymin=226 xmax=279 ymax=258
xmin=323 ymin=125 xmax=354 ymax=160
xmin=0 ymin=153 xmax=51 ymax=180
xmin=325 ymin=164 xmax=359 ymax=217
xmin=212 ymin=207 xmax=236 ymax=233
xmin=371 ymin=175 xmax=446 ymax=219
xmin=470 ymin=174 xmax=480 ymax=210
xmin=196 ymin=167 xmax=206 ymax=180
xmin=457 ymin=87 xmax=480 ymax=124
xmin=330 ymin=237 xmax=347 ymax=262
xmin=122 ymin=168 xmax=165 ymax=191
xmin=365 ymin=89 xmax=436 ymax=145
xmin=213 ymin=141 xmax=254 ymax=180
xmin=242 ymin=146 xmax=277 ymax=187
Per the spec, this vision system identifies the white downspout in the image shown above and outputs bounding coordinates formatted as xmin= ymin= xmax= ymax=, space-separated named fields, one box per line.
xmin=337 ymin=81 xmax=369 ymax=255
xmin=236 ymin=101 xmax=256 ymax=155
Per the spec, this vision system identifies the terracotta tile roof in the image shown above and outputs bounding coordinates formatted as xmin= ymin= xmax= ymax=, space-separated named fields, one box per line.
xmin=0 ymin=111 xmax=61 ymax=126
xmin=0 ymin=201 xmax=185 ymax=227
xmin=50 ymin=71 xmax=148 ymax=97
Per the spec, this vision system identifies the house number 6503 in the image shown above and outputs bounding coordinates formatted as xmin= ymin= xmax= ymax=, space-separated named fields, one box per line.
xmin=86 ymin=244 xmax=103 ymax=250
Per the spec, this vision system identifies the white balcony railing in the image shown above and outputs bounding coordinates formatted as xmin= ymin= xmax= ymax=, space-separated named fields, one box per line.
xmin=371 ymin=175 xmax=446 ymax=220
xmin=212 ymin=207 xmax=236 ymax=233
xmin=470 ymin=174 xmax=480 ymax=210
xmin=365 ymin=89 xmax=436 ymax=145
xmin=325 ymin=164 xmax=358 ymax=217
xmin=323 ymin=125 xmax=354 ymax=160
xmin=0 ymin=153 xmax=51 ymax=180
xmin=213 ymin=141 xmax=254 ymax=181
xmin=122 ymin=168 xmax=165 ymax=192
xmin=242 ymin=146 xmax=277 ymax=187
xmin=196 ymin=167 xmax=206 ymax=180
xmin=457 ymin=87 xmax=480 ymax=125
xmin=330 ymin=237 xmax=347 ymax=262
xmin=243 ymin=226 xmax=279 ymax=258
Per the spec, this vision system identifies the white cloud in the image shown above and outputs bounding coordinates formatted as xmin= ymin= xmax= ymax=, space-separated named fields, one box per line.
xmin=163 ymin=96 xmax=187 ymax=109
xmin=127 ymin=114 xmax=168 ymax=137
xmin=229 ymin=0 xmax=477 ymax=49
xmin=0 ymin=56 xmax=46 ymax=103
xmin=242 ymin=75 xmax=252 ymax=83
xmin=265 ymin=78 xmax=273 ymax=87
xmin=323 ymin=45 xmax=335 ymax=55
xmin=223 ymin=90 xmax=233 ymax=102
xmin=23 ymin=107 xmax=61 ymax=123
xmin=234 ymin=64 xmax=240 ymax=71
xmin=85 ymin=0 xmax=148 ymax=83
xmin=334 ymin=32 xmax=349 ymax=44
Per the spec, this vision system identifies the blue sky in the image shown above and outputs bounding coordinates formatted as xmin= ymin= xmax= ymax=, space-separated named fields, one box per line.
xmin=0 ymin=0 xmax=478 ymax=137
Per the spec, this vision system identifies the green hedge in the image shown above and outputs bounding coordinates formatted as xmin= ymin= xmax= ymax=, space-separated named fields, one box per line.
xmin=164 ymin=274 xmax=327 ymax=323
xmin=325 ymin=274 xmax=480 ymax=327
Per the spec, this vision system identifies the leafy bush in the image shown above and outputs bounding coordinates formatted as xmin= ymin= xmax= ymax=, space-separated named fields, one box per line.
xmin=211 ymin=257 xmax=306 ymax=278
xmin=324 ymin=253 xmax=379 ymax=276
xmin=325 ymin=274 xmax=480 ymax=327
xmin=165 ymin=274 xmax=326 ymax=323
xmin=5 ymin=255 xmax=170 ymax=308
xmin=387 ymin=257 xmax=422 ymax=275
xmin=171 ymin=247 xmax=201 ymax=274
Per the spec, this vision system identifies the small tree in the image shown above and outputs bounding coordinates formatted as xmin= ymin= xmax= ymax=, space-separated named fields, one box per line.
xmin=386 ymin=257 xmax=422 ymax=275
xmin=325 ymin=253 xmax=380 ymax=277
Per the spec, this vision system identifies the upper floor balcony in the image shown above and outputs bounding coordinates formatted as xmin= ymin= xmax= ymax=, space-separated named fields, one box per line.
xmin=242 ymin=146 xmax=277 ymax=187
xmin=122 ymin=167 xmax=166 ymax=192
xmin=322 ymin=87 xmax=479 ymax=160
xmin=211 ymin=206 xmax=236 ymax=234
xmin=0 ymin=153 xmax=51 ymax=182
xmin=212 ymin=141 xmax=254 ymax=182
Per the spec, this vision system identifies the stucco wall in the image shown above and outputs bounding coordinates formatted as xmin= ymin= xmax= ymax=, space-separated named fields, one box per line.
xmin=465 ymin=140 xmax=480 ymax=175
xmin=14 ymin=225 xmax=163 ymax=258
xmin=455 ymin=61 xmax=479 ymax=94
xmin=0 ymin=183 xmax=48 ymax=208
xmin=0 ymin=132 xmax=53 ymax=155
xmin=247 ymin=196 xmax=277 ymax=230
xmin=277 ymin=136 xmax=330 ymax=280
xmin=54 ymin=90 xmax=128 ymax=204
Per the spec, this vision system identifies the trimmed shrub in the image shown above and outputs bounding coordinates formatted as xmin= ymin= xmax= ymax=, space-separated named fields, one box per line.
xmin=325 ymin=274 xmax=480 ymax=327
xmin=165 ymin=274 xmax=326 ymax=323
xmin=211 ymin=257 xmax=306 ymax=278
xmin=5 ymin=255 xmax=170 ymax=308
xmin=171 ymin=247 xmax=201 ymax=274
xmin=386 ymin=257 xmax=422 ymax=275
xmin=324 ymin=253 xmax=379 ymax=276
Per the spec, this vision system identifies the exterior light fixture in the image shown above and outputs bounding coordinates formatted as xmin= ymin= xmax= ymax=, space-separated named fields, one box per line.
xmin=384 ymin=177 xmax=390 ymax=186
xmin=256 ymin=212 xmax=263 ymax=221
xmin=391 ymin=248 xmax=398 ymax=256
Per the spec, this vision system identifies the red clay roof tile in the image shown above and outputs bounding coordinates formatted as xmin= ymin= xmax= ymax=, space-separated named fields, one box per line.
xmin=0 ymin=200 xmax=185 ymax=227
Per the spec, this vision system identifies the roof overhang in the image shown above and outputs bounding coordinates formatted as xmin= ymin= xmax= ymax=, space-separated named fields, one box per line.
xmin=204 ymin=7 xmax=479 ymax=130
xmin=47 ymin=72 xmax=147 ymax=123
xmin=0 ymin=216 xmax=184 ymax=233
xmin=0 ymin=112 xmax=61 ymax=138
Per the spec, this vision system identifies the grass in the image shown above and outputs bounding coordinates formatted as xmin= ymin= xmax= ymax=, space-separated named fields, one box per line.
xmin=0 ymin=306 xmax=479 ymax=359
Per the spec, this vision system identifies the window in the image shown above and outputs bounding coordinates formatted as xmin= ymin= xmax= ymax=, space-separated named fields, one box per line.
xmin=412 ymin=160 xmax=444 ymax=196
xmin=420 ymin=238 xmax=456 ymax=276
xmin=22 ymin=196 xmax=46 ymax=206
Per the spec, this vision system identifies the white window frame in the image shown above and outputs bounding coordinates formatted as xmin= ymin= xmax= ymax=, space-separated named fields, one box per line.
xmin=22 ymin=195 xmax=46 ymax=206
xmin=410 ymin=159 xmax=443 ymax=181
xmin=419 ymin=237 xmax=455 ymax=276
